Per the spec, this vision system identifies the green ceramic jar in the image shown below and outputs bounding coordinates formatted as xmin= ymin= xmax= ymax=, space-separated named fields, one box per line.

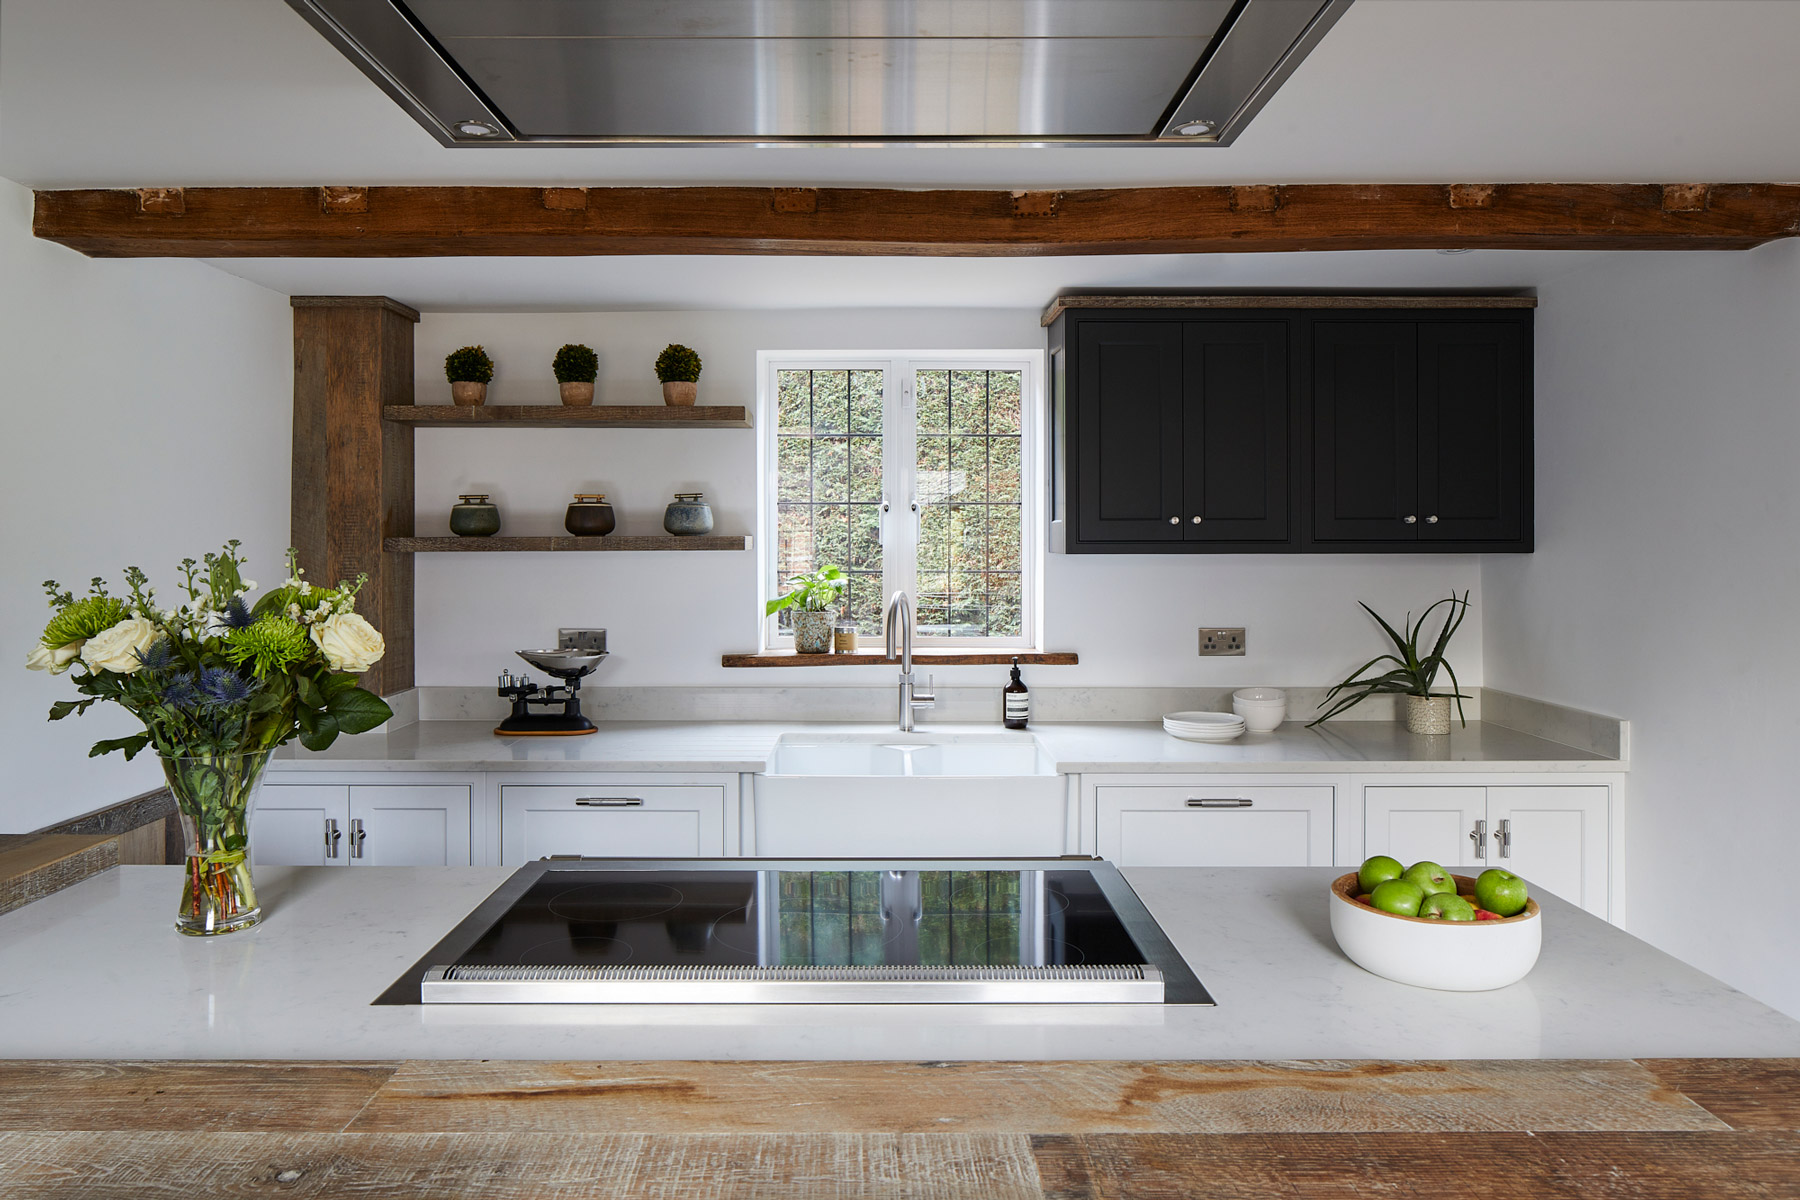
xmin=449 ymin=494 xmax=501 ymax=537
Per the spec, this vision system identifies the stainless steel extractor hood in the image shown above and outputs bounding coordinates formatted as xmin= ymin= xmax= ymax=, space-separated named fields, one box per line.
xmin=286 ymin=0 xmax=1353 ymax=146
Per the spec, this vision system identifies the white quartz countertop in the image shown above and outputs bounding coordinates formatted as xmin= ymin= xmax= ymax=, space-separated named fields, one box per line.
xmin=270 ymin=719 xmax=1616 ymax=775
xmin=0 ymin=864 xmax=1787 ymax=1061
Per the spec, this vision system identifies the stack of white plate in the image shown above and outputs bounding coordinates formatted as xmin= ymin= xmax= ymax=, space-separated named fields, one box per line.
xmin=1162 ymin=711 xmax=1246 ymax=742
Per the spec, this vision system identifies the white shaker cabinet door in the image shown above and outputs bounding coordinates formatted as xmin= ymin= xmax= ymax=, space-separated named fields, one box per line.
xmin=501 ymin=784 xmax=727 ymax=864
xmin=1363 ymin=786 xmax=1487 ymax=871
xmin=349 ymin=786 xmax=472 ymax=866
xmin=253 ymin=785 xmax=348 ymax=866
xmin=1486 ymin=786 xmax=1609 ymax=916
xmin=1096 ymin=785 xmax=1333 ymax=867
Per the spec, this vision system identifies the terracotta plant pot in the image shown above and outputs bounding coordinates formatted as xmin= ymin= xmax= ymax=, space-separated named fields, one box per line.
xmin=792 ymin=610 xmax=833 ymax=655
xmin=559 ymin=381 xmax=595 ymax=406
xmin=662 ymin=380 xmax=698 ymax=407
xmin=451 ymin=381 xmax=488 ymax=407
xmin=1405 ymin=694 xmax=1452 ymax=736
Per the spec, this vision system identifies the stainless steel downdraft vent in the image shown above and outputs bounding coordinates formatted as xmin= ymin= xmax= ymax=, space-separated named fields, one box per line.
xmin=286 ymin=0 xmax=1352 ymax=146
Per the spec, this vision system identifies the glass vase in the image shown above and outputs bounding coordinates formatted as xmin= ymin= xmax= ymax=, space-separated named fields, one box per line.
xmin=162 ymin=750 xmax=271 ymax=936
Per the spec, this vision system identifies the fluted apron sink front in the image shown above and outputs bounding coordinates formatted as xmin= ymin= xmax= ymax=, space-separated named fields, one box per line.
xmin=754 ymin=734 xmax=1067 ymax=857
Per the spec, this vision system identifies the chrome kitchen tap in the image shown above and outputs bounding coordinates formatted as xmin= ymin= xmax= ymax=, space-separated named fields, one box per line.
xmin=883 ymin=590 xmax=935 ymax=732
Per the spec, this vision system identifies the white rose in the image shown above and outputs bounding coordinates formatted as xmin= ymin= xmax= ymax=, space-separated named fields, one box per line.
xmin=311 ymin=612 xmax=384 ymax=673
xmin=80 ymin=618 xmax=159 ymax=675
xmin=26 ymin=640 xmax=84 ymax=674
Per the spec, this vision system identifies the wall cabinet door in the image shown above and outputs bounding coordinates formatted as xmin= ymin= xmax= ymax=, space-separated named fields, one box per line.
xmin=254 ymin=785 xmax=347 ymax=867
xmin=1182 ymin=322 xmax=1290 ymax=543
xmin=350 ymin=785 xmax=471 ymax=866
xmin=1310 ymin=321 xmax=1419 ymax=543
xmin=1418 ymin=322 xmax=1527 ymax=543
xmin=1363 ymin=786 xmax=1487 ymax=871
xmin=1486 ymin=786 xmax=1607 ymax=915
xmin=501 ymin=784 xmax=726 ymax=864
xmin=1096 ymin=784 xmax=1333 ymax=867
xmin=1073 ymin=321 xmax=1185 ymax=542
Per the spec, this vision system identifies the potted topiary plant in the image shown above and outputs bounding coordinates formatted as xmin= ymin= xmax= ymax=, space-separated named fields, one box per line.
xmin=765 ymin=564 xmax=847 ymax=655
xmin=445 ymin=345 xmax=494 ymax=406
xmin=553 ymin=343 xmax=598 ymax=406
xmin=655 ymin=343 xmax=702 ymax=407
xmin=1310 ymin=591 xmax=1472 ymax=735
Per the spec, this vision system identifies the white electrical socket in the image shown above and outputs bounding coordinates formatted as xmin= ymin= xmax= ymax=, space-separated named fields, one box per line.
xmin=1198 ymin=628 xmax=1246 ymax=656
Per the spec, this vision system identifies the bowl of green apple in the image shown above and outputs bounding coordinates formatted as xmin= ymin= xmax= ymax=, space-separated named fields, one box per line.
xmin=1329 ymin=857 xmax=1541 ymax=991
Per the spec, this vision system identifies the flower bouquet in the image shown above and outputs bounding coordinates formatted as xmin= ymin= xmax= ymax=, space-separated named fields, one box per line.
xmin=27 ymin=542 xmax=393 ymax=935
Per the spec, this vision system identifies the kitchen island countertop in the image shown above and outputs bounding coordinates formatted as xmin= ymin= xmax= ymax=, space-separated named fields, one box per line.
xmin=0 ymin=863 xmax=1785 ymax=1062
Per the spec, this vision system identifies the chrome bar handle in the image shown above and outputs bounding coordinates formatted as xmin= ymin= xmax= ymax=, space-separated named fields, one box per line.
xmin=576 ymin=797 xmax=643 ymax=807
xmin=348 ymin=818 xmax=366 ymax=860
xmin=324 ymin=818 xmax=341 ymax=860
xmin=1471 ymin=819 xmax=1487 ymax=860
xmin=1187 ymin=798 xmax=1253 ymax=808
xmin=913 ymin=674 xmax=936 ymax=706
xmin=1494 ymin=819 xmax=1512 ymax=859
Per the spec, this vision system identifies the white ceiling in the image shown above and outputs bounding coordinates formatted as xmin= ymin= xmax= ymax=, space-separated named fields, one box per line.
xmin=4 ymin=0 xmax=1800 ymax=189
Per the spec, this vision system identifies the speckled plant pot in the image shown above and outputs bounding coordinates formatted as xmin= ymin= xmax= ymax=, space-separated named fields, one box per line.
xmin=450 ymin=381 xmax=488 ymax=407
xmin=559 ymin=381 xmax=595 ymax=406
xmin=662 ymin=493 xmax=714 ymax=536
xmin=662 ymin=380 xmax=697 ymax=407
xmin=792 ymin=610 xmax=833 ymax=655
xmin=1405 ymin=694 xmax=1452 ymax=736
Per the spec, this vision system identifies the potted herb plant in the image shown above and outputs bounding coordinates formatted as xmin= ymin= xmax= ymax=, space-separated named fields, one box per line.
xmin=445 ymin=345 xmax=494 ymax=406
xmin=1310 ymin=591 xmax=1472 ymax=735
xmin=655 ymin=343 xmax=702 ymax=407
xmin=553 ymin=343 xmax=598 ymax=406
xmin=766 ymin=564 xmax=847 ymax=654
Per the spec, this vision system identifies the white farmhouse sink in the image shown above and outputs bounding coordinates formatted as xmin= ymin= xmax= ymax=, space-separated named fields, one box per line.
xmin=753 ymin=733 xmax=1067 ymax=857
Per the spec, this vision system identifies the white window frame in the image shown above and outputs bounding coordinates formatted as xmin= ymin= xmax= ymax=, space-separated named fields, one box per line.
xmin=757 ymin=350 xmax=1046 ymax=652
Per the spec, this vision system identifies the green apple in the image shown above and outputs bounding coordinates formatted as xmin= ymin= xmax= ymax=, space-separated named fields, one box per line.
xmin=1357 ymin=855 xmax=1405 ymax=894
xmin=1402 ymin=861 xmax=1456 ymax=897
xmin=1418 ymin=893 xmax=1476 ymax=922
xmin=1369 ymin=878 xmax=1427 ymax=917
xmin=1475 ymin=868 xmax=1529 ymax=917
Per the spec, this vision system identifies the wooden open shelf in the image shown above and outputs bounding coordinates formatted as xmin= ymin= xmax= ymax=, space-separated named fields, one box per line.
xmin=383 ymin=404 xmax=751 ymax=428
xmin=722 ymin=650 xmax=1077 ymax=668
xmin=387 ymin=535 xmax=750 ymax=553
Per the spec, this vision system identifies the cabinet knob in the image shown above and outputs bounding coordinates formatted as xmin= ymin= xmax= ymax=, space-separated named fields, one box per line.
xmin=1403 ymin=515 xmax=1418 ymax=524
xmin=1426 ymin=515 xmax=1439 ymax=524
xmin=1190 ymin=515 xmax=1203 ymax=524
xmin=1168 ymin=516 xmax=1180 ymax=525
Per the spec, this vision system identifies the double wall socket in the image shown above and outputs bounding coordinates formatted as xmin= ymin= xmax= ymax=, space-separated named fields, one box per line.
xmin=558 ymin=628 xmax=608 ymax=653
xmin=1198 ymin=628 xmax=1246 ymax=656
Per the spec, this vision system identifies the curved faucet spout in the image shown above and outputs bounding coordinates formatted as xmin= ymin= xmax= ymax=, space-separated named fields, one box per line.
xmin=884 ymin=590 xmax=913 ymax=674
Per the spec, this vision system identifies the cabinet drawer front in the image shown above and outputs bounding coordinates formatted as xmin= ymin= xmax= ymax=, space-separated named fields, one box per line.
xmin=254 ymin=785 xmax=348 ymax=867
xmin=1096 ymin=785 xmax=1332 ymax=867
xmin=753 ymin=778 xmax=1068 ymax=858
xmin=500 ymin=785 xmax=726 ymax=864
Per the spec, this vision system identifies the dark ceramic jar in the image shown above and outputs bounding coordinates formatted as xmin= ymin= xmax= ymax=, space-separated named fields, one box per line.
xmin=663 ymin=492 xmax=714 ymax=536
xmin=449 ymin=494 xmax=500 ymax=537
xmin=565 ymin=494 xmax=616 ymax=537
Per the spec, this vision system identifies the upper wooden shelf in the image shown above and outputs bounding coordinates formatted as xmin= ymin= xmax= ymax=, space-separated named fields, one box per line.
xmin=388 ymin=535 xmax=750 ymax=553
xmin=383 ymin=405 xmax=751 ymax=428
xmin=722 ymin=650 xmax=1077 ymax=668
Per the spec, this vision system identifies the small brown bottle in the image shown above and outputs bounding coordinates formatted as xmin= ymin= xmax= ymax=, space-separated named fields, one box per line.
xmin=1003 ymin=657 xmax=1030 ymax=730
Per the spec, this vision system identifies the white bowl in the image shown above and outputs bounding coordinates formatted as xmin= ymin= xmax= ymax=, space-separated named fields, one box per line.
xmin=1231 ymin=695 xmax=1287 ymax=732
xmin=1328 ymin=872 xmax=1541 ymax=991
xmin=1232 ymin=688 xmax=1287 ymax=704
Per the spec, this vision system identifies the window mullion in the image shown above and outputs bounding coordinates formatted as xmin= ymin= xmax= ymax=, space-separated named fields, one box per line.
xmin=882 ymin=358 xmax=918 ymax=621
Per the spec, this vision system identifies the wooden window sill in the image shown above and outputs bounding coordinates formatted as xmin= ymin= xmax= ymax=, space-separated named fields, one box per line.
xmin=721 ymin=651 xmax=1077 ymax=668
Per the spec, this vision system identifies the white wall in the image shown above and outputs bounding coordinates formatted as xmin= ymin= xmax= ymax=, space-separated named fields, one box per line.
xmin=0 ymin=178 xmax=292 ymax=833
xmin=413 ymin=310 xmax=1484 ymax=690
xmin=1485 ymin=242 xmax=1800 ymax=1017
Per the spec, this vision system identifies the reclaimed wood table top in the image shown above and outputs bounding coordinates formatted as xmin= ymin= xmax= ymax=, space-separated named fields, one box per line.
xmin=0 ymin=1058 xmax=1794 ymax=1197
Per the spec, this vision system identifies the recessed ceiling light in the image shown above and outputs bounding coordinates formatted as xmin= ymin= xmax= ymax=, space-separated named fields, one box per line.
xmin=454 ymin=119 xmax=500 ymax=138
xmin=1436 ymin=248 xmax=1475 ymax=255
xmin=1173 ymin=120 xmax=1214 ymax=137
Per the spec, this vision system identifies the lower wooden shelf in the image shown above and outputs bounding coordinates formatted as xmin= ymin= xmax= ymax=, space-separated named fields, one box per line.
xmin=386 ymin=536 xmax=751 ymax=552
xmin=722 ymin=650 xmax=1077 ymax=667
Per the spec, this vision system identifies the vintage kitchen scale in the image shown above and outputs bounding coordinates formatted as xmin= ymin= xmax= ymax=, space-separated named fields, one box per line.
xmin=495 ymin=635 xmax=607 ymax=736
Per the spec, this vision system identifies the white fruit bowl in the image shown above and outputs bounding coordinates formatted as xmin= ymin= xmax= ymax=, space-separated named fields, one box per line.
xmin=1329 ymin=872 xmax=1541 ymax=992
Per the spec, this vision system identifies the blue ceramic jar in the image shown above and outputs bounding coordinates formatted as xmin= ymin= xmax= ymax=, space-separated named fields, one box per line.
xmin=663 ymin=492 xmax=714 ymax=536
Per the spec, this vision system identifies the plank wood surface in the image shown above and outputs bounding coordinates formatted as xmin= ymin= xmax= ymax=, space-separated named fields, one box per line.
xmin=34 ymin=183 xmax=1800 ymax=258
xmin=388 ymin=535 xmax=751 ymax=553
xmin=0 ymin=835 xmax=117 ymax=916
xmin=1641 ymin=1058 xmax=1800 ymax=1131
xmin=721 ymin=651 xmax=1078 ymax=668
xmin=383 ymin=404 xmax=752 ymax=428
xmin=0 ymin=1062 xmax=393 ymax=1132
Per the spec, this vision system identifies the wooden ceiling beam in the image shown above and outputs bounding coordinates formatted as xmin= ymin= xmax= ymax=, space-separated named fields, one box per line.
xmin=33 ymin=182 xmax=1800 ymax=258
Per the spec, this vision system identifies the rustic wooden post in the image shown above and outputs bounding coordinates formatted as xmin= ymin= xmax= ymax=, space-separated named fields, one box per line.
xmin=290 ymin=296 xmax=419 ymax=698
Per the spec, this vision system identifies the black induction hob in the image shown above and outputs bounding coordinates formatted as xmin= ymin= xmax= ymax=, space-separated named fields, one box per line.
xmin=378 ymin=858 xmax=1212 ymax=1006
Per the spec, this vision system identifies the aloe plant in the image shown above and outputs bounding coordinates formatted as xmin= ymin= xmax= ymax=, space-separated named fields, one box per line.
xmin=1310 ymin=591 xmax=1472 ymax=727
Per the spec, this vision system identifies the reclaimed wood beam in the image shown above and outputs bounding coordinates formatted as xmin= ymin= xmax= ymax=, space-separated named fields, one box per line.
xmin=32 ymin=183 xmax=1800 ymax=258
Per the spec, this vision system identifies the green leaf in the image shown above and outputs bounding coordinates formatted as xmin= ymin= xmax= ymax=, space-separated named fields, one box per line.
xmin=326 ymin=687 xmax=392 ymax=735
xmin=298 ymin=713 xmax=340 ymax=752
xmin=294 ymin=673 xmax=323 ymax=709
xmin=48 ymin=698 xmax=95 ymax=721
xmin=88 ymin=732 xmax=150 ymax=760
xmin=319 ymin=672 xmax=359 ymax=698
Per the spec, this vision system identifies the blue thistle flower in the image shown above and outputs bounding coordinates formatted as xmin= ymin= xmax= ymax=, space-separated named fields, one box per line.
xmin=137 ymin=639 xmax=176 ymax=673
xmin=198 ymin=667 xmax=253 ymax=707
xmin=160 ymin=672 xmax=202 ymax=708
xmin=220 ymin=595 xmax=254 ymax=630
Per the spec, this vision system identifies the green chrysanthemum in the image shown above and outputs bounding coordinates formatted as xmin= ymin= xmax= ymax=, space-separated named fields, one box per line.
xmin=41 ymin=596 xmax=129 ymax=648
xmin=224 ymin=616 xmax=315 ymax=677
